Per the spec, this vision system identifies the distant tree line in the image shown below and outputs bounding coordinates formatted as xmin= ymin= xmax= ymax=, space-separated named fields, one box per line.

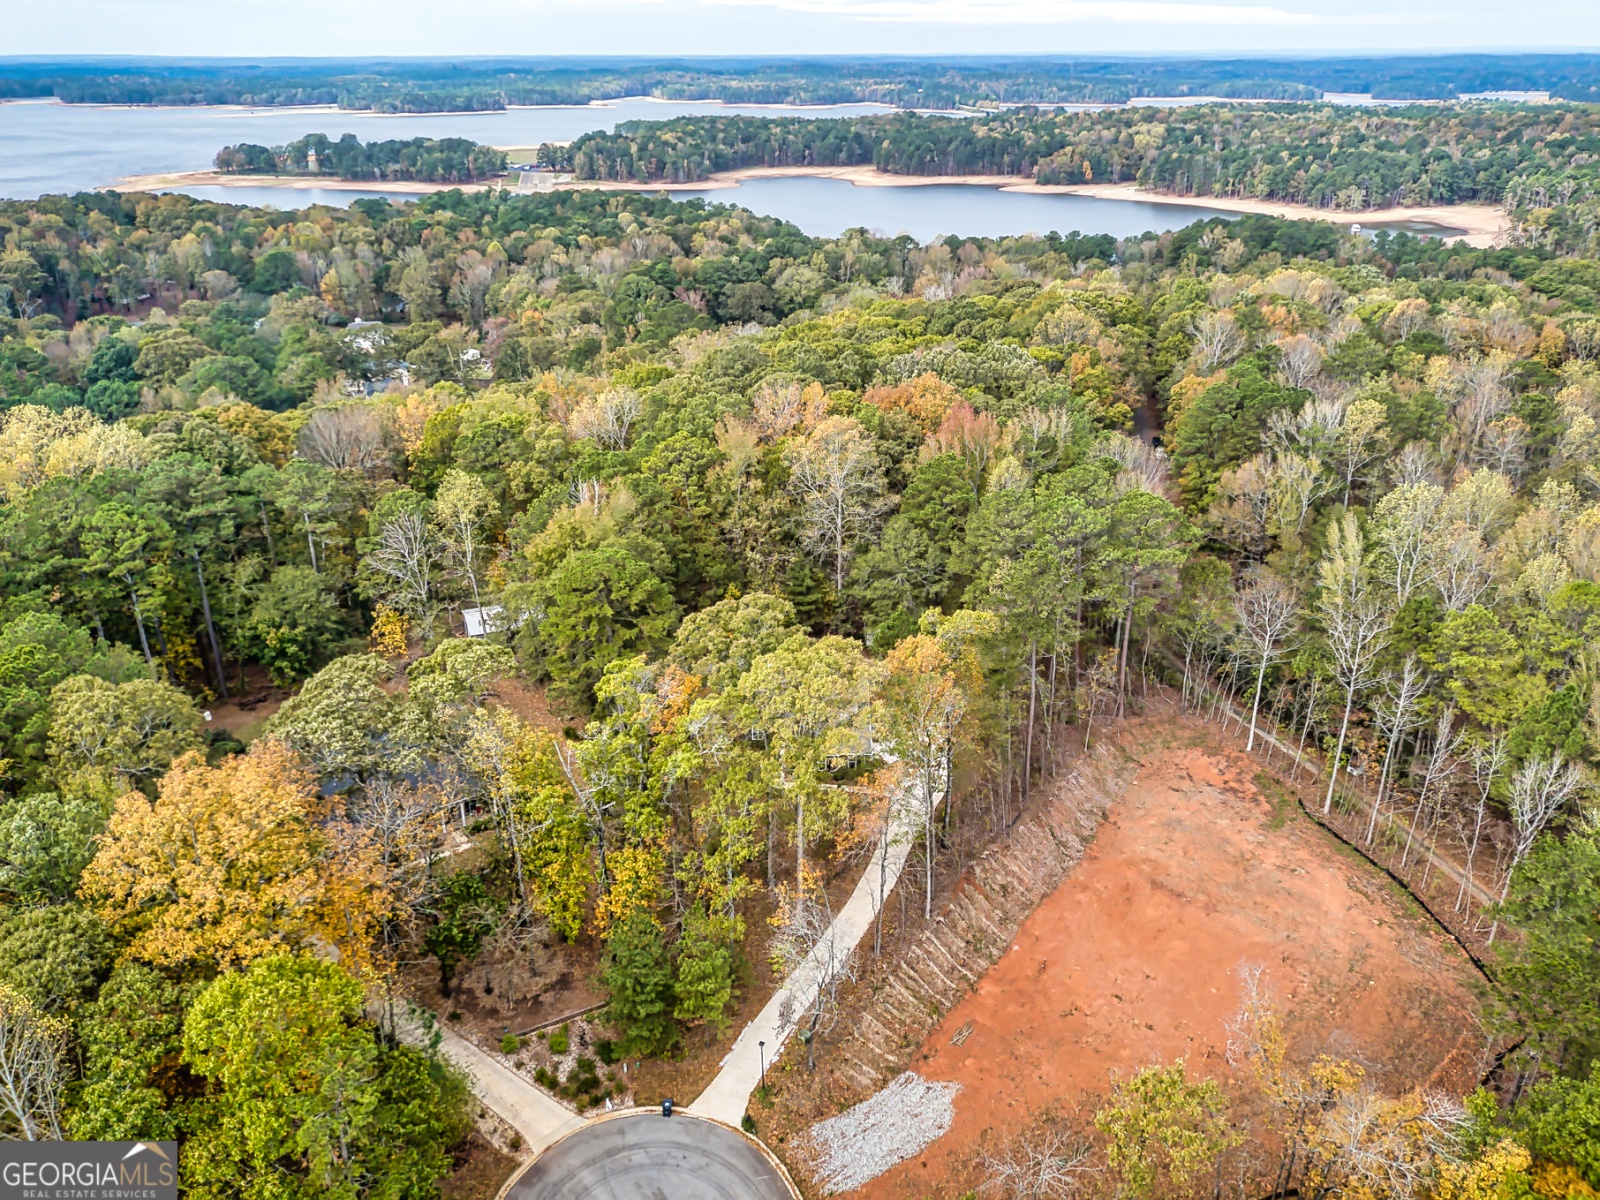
xmin=214 ymin=134 xmax=508 ymax=183
xmin=1 ymin=54 xmax=1599 ymax=112
xmin=540 ymin=104 xmax=1600 ymax=219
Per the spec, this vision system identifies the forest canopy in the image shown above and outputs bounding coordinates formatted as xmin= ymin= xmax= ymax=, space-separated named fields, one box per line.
xmin=1 ymin=174 xmax=1600 ymax=1194
xmin=540 ymin=103 xmax=1600 ymax=227
xmin=214 ymin=134 xmax=508 ymax=183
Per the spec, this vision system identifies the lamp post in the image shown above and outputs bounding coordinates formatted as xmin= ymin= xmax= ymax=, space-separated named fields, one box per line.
xmin=758 ymin=1040 xmax=766 ymax=1089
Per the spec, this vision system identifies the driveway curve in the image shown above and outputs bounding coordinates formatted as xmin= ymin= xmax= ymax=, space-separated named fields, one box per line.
xmin=503 ymin=1110 xmax=799 ymax=1200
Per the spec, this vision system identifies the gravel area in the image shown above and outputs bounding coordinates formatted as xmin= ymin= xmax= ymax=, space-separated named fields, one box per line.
xmin=803 ymin=1072 xmax=961 ymax=1194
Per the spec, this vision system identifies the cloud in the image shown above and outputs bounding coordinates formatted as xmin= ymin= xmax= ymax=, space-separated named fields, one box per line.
xmin=695 ymin=0 xmax=1368 ymax=25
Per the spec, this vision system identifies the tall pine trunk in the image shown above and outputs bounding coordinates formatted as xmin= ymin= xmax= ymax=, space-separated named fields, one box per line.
xmin=124 ymin=575 xmax=153 ymax=665
xmin=193 ymin=550 xmax=229 ymax=700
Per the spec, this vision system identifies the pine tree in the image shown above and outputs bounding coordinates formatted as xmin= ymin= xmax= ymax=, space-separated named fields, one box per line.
xmin=672 ymin=906 xmax=736 ymax=1042
xmin=601 ymin=910 xmax=676 ymax=1057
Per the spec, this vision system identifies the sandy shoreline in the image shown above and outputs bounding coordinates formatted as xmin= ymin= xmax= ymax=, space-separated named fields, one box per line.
xmin=109 ymin=171 xmax=498 ymax=195
xmin=107 ymin=163 xmax=1507 ymax=245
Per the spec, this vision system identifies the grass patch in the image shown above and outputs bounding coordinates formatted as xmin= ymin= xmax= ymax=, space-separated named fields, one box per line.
xmin=1254 ymin=772 xmax=1300 ymax=830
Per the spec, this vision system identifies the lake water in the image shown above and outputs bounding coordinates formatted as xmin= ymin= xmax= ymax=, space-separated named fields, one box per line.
xmin=677 ymin=176 xmax=1238 ymax=241
xmin=0 ymin=97 xmax=1466 ymax=243
xmin=0 ymin=96 xmax=897 ymax=198
xmin=166 ymin=175 xmax=1243 ymax=241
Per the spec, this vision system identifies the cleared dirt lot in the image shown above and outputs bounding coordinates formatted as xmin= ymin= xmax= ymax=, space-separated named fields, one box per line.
xmin=849 ymin=721 xmax=1484 ymax=1199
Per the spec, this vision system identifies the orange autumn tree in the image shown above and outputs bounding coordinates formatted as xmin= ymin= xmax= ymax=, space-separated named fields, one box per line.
xmin=863 ymin=371 xmax=961 ymax=434
xmin=79 ymin=741 xmax=386 ymax=977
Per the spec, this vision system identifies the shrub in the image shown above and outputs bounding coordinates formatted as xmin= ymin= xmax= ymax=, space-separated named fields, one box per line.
xmin=548 ymin=1023 xmax=569 ymax=1055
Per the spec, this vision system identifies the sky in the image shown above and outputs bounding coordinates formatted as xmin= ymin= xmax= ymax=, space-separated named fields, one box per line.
xmin=7 ymin=0 xmax=1598 ymax=57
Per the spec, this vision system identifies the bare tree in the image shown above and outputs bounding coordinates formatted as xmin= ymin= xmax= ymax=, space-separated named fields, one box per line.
xmin=980 ymin=1119 xmax=1098 ymax=1200
xmin=1208 ymin=456 xmax=1273 ymax=558
xmin=0 ymin=986 xmax=66 ymax=1140
xmin=1491 ymin=754 xmax=1588 ymax=940
xmin=751 ymin=379 xmax=827 ymax=441
xmin=460 ymin=904 xmax=554 ymax=1016
xmin=1457 ymin=734 xmax=1506 ymax=916
xmin=1275 ymin=333 xmax=1325 ymax=389
xmin=1319 ymin=515 xmax=1390 ymax=814
xmin=298 ymin=404 xmax=391 ymax=473
xmin=567 ymin=386 xmax=643 ymax=450
xmin=1096 ymin=432 xmax=1171 ymax=496
xmin=1266 ymin=394 xmax=1346 ymax=461
xmin=432 ymin=468 xmax=497 ymax=615
xmin=770 ymin=896 xmax=859 ymax=1070
xmin=1432 ymin=523 xmax=1494 ymax=612
xmin=364 ymin=510 xmax=438 ymax=623
xmin=1190 ymin=309 xmax=1246 ymax=371
xmin=1365 ymin=656 xmax=1428 ymax=846
xmin=1233 ymin=573 xmax=1300 ymax=753
xmin=1390 ymin=441 xmax=1442 ymax=488
xmin=1266 ymin=451 xmax=1324 ymax=550
xmin=849 ymin=765 xmax=917 ymax=956
xmin=1402 ymin=707 xmax=1464 ymax=875
xmin=1371 ymin=483 xmax=1443 ymax=607
xmin=785 ymin=416 xmax=887 ymax=592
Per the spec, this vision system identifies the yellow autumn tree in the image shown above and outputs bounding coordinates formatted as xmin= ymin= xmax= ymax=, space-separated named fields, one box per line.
xmin=79 ymin=741 xmax=386 ymax=976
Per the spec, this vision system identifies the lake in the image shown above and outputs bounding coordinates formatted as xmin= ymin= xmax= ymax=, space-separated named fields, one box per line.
xmin=174 ymin=175 xmax=1242 ymax=241
xmin=0 ymin=95 xmax=898 ymax=198
xmin=1 ymin=97 xmax=1466 ymax=243
xmin=676 ymin=176 xmax=1239 ymax=241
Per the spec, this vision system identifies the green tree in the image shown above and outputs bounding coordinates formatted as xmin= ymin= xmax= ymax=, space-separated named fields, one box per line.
xmin=236 ymin=565 xmax=347 ymax=684
xmin=727 ymin=632 xmax=882 ymax=909
xmin=666 ymin=591 xmax=801 ymax=692
xmin=67 ymin=962 xmax=186 ymax=1142
xmin=138 ymin=452 xmax=253 ymax=698
xmin=1495 ymin=834 xmax=1600 ymax=1070
xmin=82 ymin=502 xmax=174 ymax=668
xmin=422 ymin=872 xmax=498 ymax=997
xmin=522 ymin=547 xmax=678 ymax=708
xmin=0 ymin=790 xmax=106 ymax=901
xmin=1428 ymin=604 xmax=1545 ymax=730
xmin=181 ymin=955 xmax=469 ymax=1200
xmin=46 ymin=674 xmax=203 ymax=790
xmin=0 ymin=906 xmax=112 ymax=1013
xmin=1094 ymin=1060 xmax=1240 ymax=1199
xmin=0 ymin=612 xmax=108 ymax=787
xmin=672 ymin=904 xmax=737 ymax=1040
xmin=1094 ymin=488 xmax=1191 ymax=715
xmin=1510 ymin=1063 xmax=1600 ymax=1188
xmin=601 ymin=910 xmax=676 ymax=1058
xmin=1169 ymin=356 xmax=1302 ymax=508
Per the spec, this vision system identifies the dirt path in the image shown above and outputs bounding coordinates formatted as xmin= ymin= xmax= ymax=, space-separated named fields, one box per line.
xmin=848 ymin=728 xmax=1483 ymax=1199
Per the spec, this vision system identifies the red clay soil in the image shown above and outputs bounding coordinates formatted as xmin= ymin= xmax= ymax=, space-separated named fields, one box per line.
xmin=851 ymin=728 xmax=1484 ymax=1200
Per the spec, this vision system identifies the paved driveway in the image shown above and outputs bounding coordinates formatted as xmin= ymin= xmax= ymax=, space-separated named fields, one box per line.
xmin=504 ymin=1111 xmax=798 ymax=1200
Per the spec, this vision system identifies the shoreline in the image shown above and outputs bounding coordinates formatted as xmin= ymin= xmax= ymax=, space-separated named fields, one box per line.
xmin=559 ymin=165 xmax=1509 ymax=244
xmin=107 ymin=171 xmax=499 ymax=195
xmin=105 ymin=163 xmax=1508 ymax=246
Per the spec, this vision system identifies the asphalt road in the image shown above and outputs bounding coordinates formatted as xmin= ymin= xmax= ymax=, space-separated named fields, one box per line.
xmin=505 ymin=1112 xmax=798 ymax=1200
